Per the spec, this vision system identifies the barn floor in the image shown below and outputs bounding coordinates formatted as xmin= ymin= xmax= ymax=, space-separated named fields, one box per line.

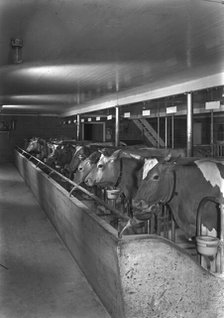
xmin=0 ymin=164 xmax=111 ymax=318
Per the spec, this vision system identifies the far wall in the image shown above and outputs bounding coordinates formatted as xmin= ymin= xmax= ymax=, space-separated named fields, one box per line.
xmin=0 ymin=115 xmax=76 ymax=163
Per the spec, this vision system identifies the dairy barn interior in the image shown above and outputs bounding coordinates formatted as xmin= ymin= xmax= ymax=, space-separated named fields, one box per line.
xmin=1 ymin=1 xmax=224 ymax=317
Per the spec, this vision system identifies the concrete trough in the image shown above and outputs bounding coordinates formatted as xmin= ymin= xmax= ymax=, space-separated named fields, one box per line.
xmin=15 ymin=150 xmax=224 ymax=318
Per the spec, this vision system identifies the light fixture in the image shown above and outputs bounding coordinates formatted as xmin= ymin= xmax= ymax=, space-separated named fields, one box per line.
xmin=11 ymin=38 xmax=23 ymax=64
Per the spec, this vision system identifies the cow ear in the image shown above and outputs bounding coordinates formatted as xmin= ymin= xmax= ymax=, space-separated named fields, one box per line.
xmin=110 ymin=149 xmax=122 ymax=160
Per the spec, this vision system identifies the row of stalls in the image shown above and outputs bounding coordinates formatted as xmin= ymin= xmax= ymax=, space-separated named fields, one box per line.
xmin=13 ymin=83 xmax=224 ymax=317
xmin=15 ymin=141 xmax=224 ymax=318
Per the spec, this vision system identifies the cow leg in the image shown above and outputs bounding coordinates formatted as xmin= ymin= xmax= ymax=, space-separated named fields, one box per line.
xmin=126 ymin=199 xmax=133 ymax=218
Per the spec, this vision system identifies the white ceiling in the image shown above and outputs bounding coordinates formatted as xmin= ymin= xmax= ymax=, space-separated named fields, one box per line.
xmin=0 ymin=0 xmax=224 ymax=116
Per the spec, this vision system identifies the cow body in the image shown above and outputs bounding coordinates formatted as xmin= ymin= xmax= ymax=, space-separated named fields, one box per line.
xmin=134 ymin=159 xmax=224 ymax=238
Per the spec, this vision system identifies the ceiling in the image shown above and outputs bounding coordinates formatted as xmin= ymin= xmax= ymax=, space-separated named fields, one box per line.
xmin=0 ymin=0 xmax=224 ymax=116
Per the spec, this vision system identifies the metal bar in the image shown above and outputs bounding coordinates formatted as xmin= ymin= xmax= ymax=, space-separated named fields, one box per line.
xmin=115 ymin=106 xmax=120 ymax=147
xmin=69 ymin=185 xmax=78 ymax=197
xmin=157 ymin=115 xmax=160 ymax=148
xmin=16 ymin=148 xmax=130 ymax=222
xmin=220 ymin=203 xmax=224 ymax=273
xmin=211 ymin=110 xmax=214 ymax=157
xmin=165 ymin=117 xmax=168 ymax=148
xmin=187 ymin=92 xmax=193 ymax=157
xmin=76 ymin=114 xmax=81 ymax=141
xmin=171 ymin=115 xmax=175 ymax=149
xmin=171 ymin=216 xmax=176 ymax=242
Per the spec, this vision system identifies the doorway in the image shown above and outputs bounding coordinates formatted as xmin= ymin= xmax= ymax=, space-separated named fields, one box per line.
xmin=82 ymin=122 xmax=106 ymax=142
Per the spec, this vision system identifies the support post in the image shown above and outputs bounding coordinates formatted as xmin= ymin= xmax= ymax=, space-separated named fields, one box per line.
xmin=171 ymin=115 xmax=175 ymax=149
xmin=76 ymin=114 xmax=81 ymax=141
xmin=165 ymin=117 xmax=168 ymax=148
xmin=220 ymin=203 xmax=224 ymax=273
xmin=211 ymin=110 xmax=214 ymax=157
xmin=115 ymin=106 xmax=120 ymax=147
xmin=187 ymin=92 xmax=193 ymax=157
xmin=157 ymin=115 xmax=160 ymax=148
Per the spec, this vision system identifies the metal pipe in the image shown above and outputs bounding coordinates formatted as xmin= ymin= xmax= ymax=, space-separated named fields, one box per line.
xmin=157 ymin=115 xmax=160 ymax=148
xmin=220 ymin=203 xmax=224 ymax=273
xmin=196 ymin=196 xmax=222 ymax=272
xmin=16 ymin=146 xmax=130 ymax=222
xmin=115 ymin=106 xmax=120 ymax=147
xmin=76 ymin=114 xmax=81 ymax=141
xmin=187 ymin=92 xmax=193 ymax=157
xmin=211 ymin=110 xmax=214 ymax=156
xmin=165 ymin=117 xmax=168 ymax=148
xmin=171 ymin=115 xmax=175 ymax=149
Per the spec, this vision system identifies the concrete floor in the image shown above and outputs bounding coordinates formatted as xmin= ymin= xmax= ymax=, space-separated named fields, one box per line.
xmin=0 ymin=164 xmax=111 ymax=318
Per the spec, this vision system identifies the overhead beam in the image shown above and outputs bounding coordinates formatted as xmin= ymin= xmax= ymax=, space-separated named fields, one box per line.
xmin=63 ymin=72 xmax=224 ymax=117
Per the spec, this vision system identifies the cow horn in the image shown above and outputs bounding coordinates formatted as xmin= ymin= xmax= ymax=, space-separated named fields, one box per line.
xmin=120 ymin=151 xmax=142 ymax=161
xmin=164 ymin=153 xmax=172 ymax=162
xmin=110 ymin=149 xmax=122 ymax=160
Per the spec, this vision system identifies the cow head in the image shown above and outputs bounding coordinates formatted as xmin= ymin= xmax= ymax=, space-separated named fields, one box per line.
xmin=67 ymin=145 xmax=91 ymax=173
xmin=84 ymin=149 xmax=122 ymax=187
xmin=73 ymin=150 xmax=101 ymax=185
xmin=133 ymin=160 xmax=176 ymax=214
xmin=26 ymin=137 xmax=40 ymax=153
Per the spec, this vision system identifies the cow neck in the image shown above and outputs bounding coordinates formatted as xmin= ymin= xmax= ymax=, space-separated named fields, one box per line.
xmin=114 ymin=158 xmax=123 ymax=188
xmin=158 ymin=165 xmax=176 ymax=205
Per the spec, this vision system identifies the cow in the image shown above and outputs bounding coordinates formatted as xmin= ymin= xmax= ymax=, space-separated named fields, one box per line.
xmin=133 ymin=158 xmax=224 ymax=239
xmin=84 ymin=149 xmax=147 ymax=217
xmin=45 ymin=143 xmax=74 ymax=172
xmin=26 ymin=137 xmax=50 ymax=160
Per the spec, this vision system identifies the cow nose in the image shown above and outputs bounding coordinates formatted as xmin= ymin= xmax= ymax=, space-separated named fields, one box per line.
xmin=85 ymin=177 xmax=92 ymax=186
xmin=132 ymin=199 xmax=142 ymax=209
xmin=133 ymin=199 xmax=148 ymax=210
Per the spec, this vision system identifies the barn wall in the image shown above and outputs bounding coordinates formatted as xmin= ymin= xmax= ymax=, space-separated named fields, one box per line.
xmin=0 ymin=115 xmax=76 ymax=163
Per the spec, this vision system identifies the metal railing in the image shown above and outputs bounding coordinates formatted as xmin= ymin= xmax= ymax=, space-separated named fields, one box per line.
xmin=16 ymin=146 xmax=130 ymax=223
